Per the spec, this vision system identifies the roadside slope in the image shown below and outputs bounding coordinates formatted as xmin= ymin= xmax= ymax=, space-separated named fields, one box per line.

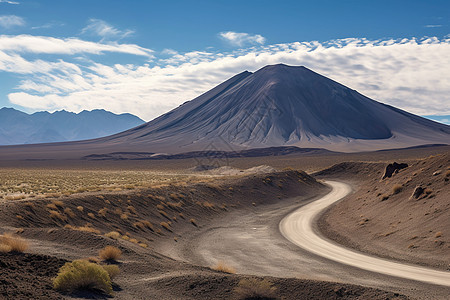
xmin=316 ymin=153 xmax=450 ymax=270
xmin=280 ymin=181 xmax=450 ymax=287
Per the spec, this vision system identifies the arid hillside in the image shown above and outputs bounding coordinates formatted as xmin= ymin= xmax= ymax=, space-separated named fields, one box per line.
xmin=317 ymin=153 xmax=450 ymax=270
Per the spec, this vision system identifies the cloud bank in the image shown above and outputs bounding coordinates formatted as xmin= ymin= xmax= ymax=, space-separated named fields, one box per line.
xmin=3 ymin=35 xmax=450 ymax=121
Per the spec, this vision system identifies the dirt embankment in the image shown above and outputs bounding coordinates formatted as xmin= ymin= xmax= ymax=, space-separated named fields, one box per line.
xmin=316 ymin=153 xmax=450 ymax=270
xmin=2 ymin=170 xmax=320 ymax=244
xmin=0 ymin=170 xmax=411 ymax=299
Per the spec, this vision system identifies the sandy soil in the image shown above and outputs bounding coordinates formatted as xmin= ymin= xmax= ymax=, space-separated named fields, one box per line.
xmin=0 ymin=170 xmax=407 ymax=299
xmin=1 ymin=146 xmax=448 ymax=299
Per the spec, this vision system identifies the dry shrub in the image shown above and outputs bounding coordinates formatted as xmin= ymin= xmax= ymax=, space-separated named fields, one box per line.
xmin=99 ymin=246 xmax=122 ymax=261
xmin=126 ymin=206 xmax=136 ymax=214
xmin=190 ymin=218 xmax=197 ymax=226
xmin=156 ymin=204 xmax=165 ymax=210
xmin=159 ymin=210 xmax=169 ymax=219
xmin=53 ymin=260 xmax=113 ymax=295
xmin=129 ymin=238 xmax=139 ymax=244
xmin=98 ymin=207 xmax=108 ymax=217
xmin=53 ymin=200 xmax=64 ymax=207
xmin=83 ymin=225 xmax=98 ymax=234
xmin=121 ymin=235 xmax=130 ymax=241
xmin=392 ymin=184 xmax=403 ymax=195
xmin=212 ymin=261 xmax=236 ymax=274
xmin=167 ymin=201 xmax=183 ymax=209
xmin=446 ymin=170 xmax=450 ymax=177
xmin=138 ymin=242 xmax=148 ymax=248
xmin=435 ymin=231 xmax=442 ymax=238
xmin=160 ymin=222 xmax=171 ymax=231
xmin=64 ymin=208 xmax=75 ymax=218
xmin=141 ymin=220 xmax=154 ymax=231
xmin=202 ymin=201 xmax=215 ymax=209
xmin=133 ymin=221 xmax=145 ymax=231
xmin=76 ymin=206 xmax=84 ymax=212
xmin=0 ymin=244 xmax=12 ymax=253
xmin=0 ymin=233 xmax=29 ymax=253
xmin=114 ymin=208 xmax=123 ymax=215
xmin=105 ymin=231 xmax=121 ymax=239
xmin=87 ymin=212 xmax=95 ymax=218
xmin=16 ymin=215 xmax=24 ymax=220
xmin=86 ymin=257 xmax=99 ymax=263
xmin=235 ymin=278 xmax=277 ymax=300
xmin=120 ymin=213 xmax=129 ymax=220
xmin=65 ymin=224 xmax=100 ymax=234
xmin=49 ymin=210 xmax=67 ymax=222
xmin=46 ymin=203 xmax=58 ymax=210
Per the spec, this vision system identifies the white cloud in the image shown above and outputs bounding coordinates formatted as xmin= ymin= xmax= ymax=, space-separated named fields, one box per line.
xmin=219 ymin=31 xmax=266 ymax=47
xmin=0 ymin=35 xmax=153 ymax=57
xmin=161 ymin=48 xmax=178 ymax=55
xmin=425 ymin=25 xmax=443 ymax=28
xmin=81 ymin=19 xmax=134 ymax=41
xmin=0 ymin=0 xmax=19 ymax=4
xmin=3 ymin=36 xmax=450 ymax=122
xmin=31 ymin=21 xmax=65 ymax=30
xmin=0 ymin=15 xmax=25 ymax=28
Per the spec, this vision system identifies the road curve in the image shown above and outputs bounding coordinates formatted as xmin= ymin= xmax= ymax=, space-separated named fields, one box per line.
xmin=279 ymin=180 xmax=450 ymax=287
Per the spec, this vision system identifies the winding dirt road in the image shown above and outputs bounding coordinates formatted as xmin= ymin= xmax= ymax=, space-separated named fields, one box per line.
xmin=280 ymin=181 xmax=450 ymax=287
xmin=157 ymin=180 xmax=450 ymax=299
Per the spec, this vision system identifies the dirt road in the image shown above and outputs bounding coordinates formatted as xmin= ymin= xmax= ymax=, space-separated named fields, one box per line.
xmin=280 ymin=181 xmax=450 ymax=287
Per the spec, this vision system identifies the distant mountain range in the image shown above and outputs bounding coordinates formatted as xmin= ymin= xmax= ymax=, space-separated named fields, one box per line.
xmin=0 ymin=108 xmax=144 ymax=145
xmin=0 ymin=64 xmax=449 ymax=160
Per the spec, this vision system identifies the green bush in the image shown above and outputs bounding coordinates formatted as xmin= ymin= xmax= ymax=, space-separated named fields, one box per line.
xmin=53 ymin=260 xmax=114 ymax=295
xmin=102 ymin=264 xmax=120 ymax=279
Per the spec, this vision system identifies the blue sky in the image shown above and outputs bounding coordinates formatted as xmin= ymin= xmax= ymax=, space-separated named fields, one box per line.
xmin=0 ymin=0 xmax=449 ymax=122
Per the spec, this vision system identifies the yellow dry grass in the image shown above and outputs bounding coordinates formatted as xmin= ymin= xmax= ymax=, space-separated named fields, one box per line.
xmin=212 ymin=261 xmax=236 ymax=274
xmin=0 ymin=168 xmax=201 ymax=200
xmin=99 ymin=246 xmax=122 ymax=261
xmin=105 ymin=231 xmax=121 ymax=239
xmin=49 ymin=210 xmax=67 ymax=222
xmin=0 ymin=233 xmax=29 ymax=253
xmin=64 ymin=224 xmax=100 ymax=234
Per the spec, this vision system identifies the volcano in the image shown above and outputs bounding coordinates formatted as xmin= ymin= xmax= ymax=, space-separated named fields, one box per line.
xmin=1 ymin=64 xmax=449 ymax=160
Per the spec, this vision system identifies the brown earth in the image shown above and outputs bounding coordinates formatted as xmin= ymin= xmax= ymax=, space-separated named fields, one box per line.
xmin=1 ymin=146 xmax=449 ymax=299
xmin=0 ymin=170 xmax=407 ymax=299
xmin=0 ymin=252 xmax=66 ymax=300
xmin=316 ymin=152 xmax=450 ymax=270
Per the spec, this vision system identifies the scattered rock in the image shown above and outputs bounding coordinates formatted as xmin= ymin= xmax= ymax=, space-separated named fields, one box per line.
xmin=433 ymin=170 xmax=441 ymax=176
xmin=382 ymin=162 xmax=408 ymax=179
xmin=411 ymin=186 xmax=425 ymax=199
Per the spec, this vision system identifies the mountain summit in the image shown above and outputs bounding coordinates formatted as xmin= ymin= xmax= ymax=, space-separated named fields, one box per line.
xmin=0 ymin=64 xmax=449 ymax=159
xmin=100 ymin=64 xmax=449 ymax=152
